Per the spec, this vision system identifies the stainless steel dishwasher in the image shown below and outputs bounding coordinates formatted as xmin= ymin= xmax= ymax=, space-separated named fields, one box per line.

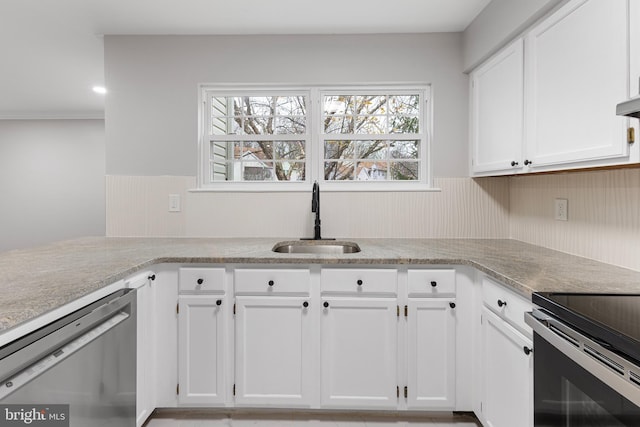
xmin=0 ymin=288 xmax=136 ymax=426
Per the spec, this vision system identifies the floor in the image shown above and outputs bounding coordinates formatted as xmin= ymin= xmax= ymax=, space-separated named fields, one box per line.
xmin=145 ymin=411 xmax=482 ymax=427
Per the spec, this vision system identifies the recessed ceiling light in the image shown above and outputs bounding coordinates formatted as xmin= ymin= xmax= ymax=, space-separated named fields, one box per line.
xmin=92 ymin=86 xmax=107 ymax=94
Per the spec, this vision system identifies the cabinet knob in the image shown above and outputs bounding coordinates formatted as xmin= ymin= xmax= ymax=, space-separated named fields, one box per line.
xmin=430 ymin=281 xmax=437 ymax=287
xmin=356 ymin=279 xmax=363 ymax=286
xmin=497 ymin=299 xmax=507 ymax=308
xmin=523 ymin=346 xmax=532 ymax=355
xmin=268 ymin=280 xmax=274 ymax=287
xmin=323 ymin=301 xmax=329 ymax=308
xmin=216 ymin=299 xmax=222 ymax=306
xmin=148 ymin=274 xmax=156 ymax=281
xmin=511 ymin=161 xmax=519 ymax=167
xmin=524 ymin=159 xmax=532 ymax=166
xmin=449 ymin=302 xmax=456 ymax=309
xmin=303 ymin=301 xmax=309 ymax=308
xmin=197 ymin=278 xmax=204 ymax=285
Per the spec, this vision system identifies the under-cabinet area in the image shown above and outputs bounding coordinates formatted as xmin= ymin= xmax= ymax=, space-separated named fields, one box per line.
xmin=131 ymin=263 xmax=533 ymax=427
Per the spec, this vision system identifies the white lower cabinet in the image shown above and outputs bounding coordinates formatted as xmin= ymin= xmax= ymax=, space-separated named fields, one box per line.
xmin=235 ymin=296 xmax=313 ymax=407
xmin=407 ymin=299 xmax=456 ymax=410
xmin=178 ymin=295 xmax=226 ymax=405
xmin=125 ymin=272 xmax=156 ymax=427
xmin=167 ymin=263 xmax=537 ymax=425
xmin=480 ymin=306 xmax=533 ymax=427
xmin=320 ymin=297 xmax=398 ymax=409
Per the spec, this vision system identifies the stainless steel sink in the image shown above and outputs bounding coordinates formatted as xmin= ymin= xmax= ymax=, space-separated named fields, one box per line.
xmin=272 ymin=240 xmax=361 ymax=254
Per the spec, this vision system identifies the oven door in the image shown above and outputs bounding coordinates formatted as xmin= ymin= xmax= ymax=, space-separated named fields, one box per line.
xmin=526 ymin=311 xmax=640 ymax=427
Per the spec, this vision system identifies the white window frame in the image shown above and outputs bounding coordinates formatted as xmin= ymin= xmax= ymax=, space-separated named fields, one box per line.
xmin=197 ymin=84 xmax=433 ymax=192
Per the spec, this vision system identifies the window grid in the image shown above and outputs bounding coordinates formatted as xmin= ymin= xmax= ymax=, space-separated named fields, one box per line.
xmin=200 ymin=86 xmax=430 ymax=190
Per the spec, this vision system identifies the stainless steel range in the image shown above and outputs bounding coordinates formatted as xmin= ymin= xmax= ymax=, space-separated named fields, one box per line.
xmin=526 ymin=292 xmax=640 ymax=426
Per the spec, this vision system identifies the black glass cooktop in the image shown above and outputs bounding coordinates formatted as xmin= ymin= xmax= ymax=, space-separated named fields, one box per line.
xmin=533 ymin=292 xmax=640 ymax=365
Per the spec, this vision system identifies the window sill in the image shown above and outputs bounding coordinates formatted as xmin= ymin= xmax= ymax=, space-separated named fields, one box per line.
xmin=190 ymin=182 xmax=441 ymax=193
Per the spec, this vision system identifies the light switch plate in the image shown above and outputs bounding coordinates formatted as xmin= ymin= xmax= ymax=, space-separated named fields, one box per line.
xmin=555 ymin=198 xmax=568 ymax=221
xmin=169 ymin=194 xmax=181 ymax=212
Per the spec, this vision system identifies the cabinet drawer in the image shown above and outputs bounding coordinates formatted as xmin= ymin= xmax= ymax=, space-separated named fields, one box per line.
xmin=179 ymin=267 xmax=225 ymax=293
xmin=482 ymin=276 xmax=532 ymax=336
xmin=321 ymin=268 xmax=397 ymax=295
xmin=407 ymin=269 xmax=456 ymax=296
xmin=234 ymin=269 xmax=310 ymax=295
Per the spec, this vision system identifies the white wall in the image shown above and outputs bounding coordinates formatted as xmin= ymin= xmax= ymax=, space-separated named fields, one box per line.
xmin=104 ymin=33 xmax=469 ymax=177
xmin=0 ymin=120 xmax=105 ymax=252
xmin=104 ymin=34 xmax=496 ymax=239
xmin=462 ymin=0 xmax=562 ymax=71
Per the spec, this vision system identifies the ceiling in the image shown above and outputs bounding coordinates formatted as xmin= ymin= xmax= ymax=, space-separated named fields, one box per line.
xmin=0 ymin=0 xmax=491 ymax=119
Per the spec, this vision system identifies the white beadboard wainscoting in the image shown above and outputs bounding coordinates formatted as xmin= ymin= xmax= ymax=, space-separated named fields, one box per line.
xmin=106 ymin=176 xmax=510 ymax=239
xmin=107 ymin=169 xmax=640 ymax=272
xmin=509 ymin=168 xmax=640 ymax=272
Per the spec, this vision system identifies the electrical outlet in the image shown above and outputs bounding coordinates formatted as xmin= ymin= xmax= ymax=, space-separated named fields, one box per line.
xmin=169 ymin=194 xmax=181 ymax=212
xmin=555 ymin=198 xmax=568 ymax=221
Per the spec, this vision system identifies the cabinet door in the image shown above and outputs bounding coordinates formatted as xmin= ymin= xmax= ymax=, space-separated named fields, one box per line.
xmin=129 ymin=274 xmax=155 ymax=427
xmin=481 ymin=307 xmax=533 ymax=427
xmin=407 ymin=299 xmax=456 ymax=409
xmin=321 ymin=298 xmax=397 ymax=409
xmin=235 ymin=296 xmax=313 ymax=407
xmin=470 ymin=39 xmax=524 ymax=175
xmin=525 ymin=0 xmax=630 ymax=169
xmin=178 ymin=295 xmax=226 ymax=405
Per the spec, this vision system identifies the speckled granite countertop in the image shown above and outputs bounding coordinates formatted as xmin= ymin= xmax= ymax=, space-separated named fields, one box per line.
xmin=1 ymin=237 xmax=639 ymax=333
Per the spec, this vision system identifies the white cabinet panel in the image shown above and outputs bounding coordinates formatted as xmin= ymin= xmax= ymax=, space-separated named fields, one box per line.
xmin=235 ymin=296 xmax=313 ymax=407
xmin=470 ymin=38 xmax=524 ymax=175
xmin=525 ymin=0 xmax=630 ymax=169
xmin=407 ymin=269 xmax=456 ymax=297
xmin=321 ymin=268 xmax=397 ymax=295
xmin=126 ymin=272 xmax=156 ymax=427
xmin=321 ymin=298 xmax=397 ymax=409
xmin=482 ymin=276 xmax=533 ymax=338
xmin=481 ymin=307 xmax=533 ymax=427
xmin=178 ymin=295 xmax=226 ymax=405
xmin=179 ymin=267 xmax=225 ymax=293
xmin=235 ymin=269 xmax=310 ymax=295
xmin=407 ymin=299 xmax=456 ymax=410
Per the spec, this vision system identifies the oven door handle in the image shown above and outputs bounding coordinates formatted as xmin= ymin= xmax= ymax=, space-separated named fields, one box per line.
xmin=525 ymin=310 xmax=640 ymax=408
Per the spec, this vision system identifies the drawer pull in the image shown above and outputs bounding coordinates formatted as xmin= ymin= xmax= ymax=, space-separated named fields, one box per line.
xmin=323 ymin=301 xmax=329 ymax=308
xmin=148 ymin=274 xmax=156 ymax=281
xmin=303 ymin=301 xmax=309 ymax=308
xmin=431 ymin=281 xmax=437 ymax=287
xmin=497 ymin=299 xmax=507 ymax=308
xmin=216 ymin=299 xmax=222 ymax=306
xmin=268 ymin=280 xmax=274 ymax=287
xmin=449 ymin=302 xmax=456 ymax=309
xmin=523 ymin=346 xmax=532 ymax=356
xmin=356 ymin=279 xmax=363 ymax=286
xmin=197 ymin=278 xmax=204 ymax=285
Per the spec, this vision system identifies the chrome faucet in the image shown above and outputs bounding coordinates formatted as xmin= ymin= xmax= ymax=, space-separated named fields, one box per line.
xmin=312 ymin=181 xmax=321 ymax=240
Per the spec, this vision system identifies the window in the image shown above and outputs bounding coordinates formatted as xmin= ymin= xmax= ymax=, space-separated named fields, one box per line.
xmin=199 ymin=85 xmax=430 ymax=191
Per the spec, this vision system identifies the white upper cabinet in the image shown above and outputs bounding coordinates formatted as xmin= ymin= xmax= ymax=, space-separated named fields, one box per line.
xmin=524 ymin=0 xmax=631 ymax=170
xmin=470 ymin=39 xmax=524 ymax=175
xmin=471 ymin=0 xmax=637 ymax=176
